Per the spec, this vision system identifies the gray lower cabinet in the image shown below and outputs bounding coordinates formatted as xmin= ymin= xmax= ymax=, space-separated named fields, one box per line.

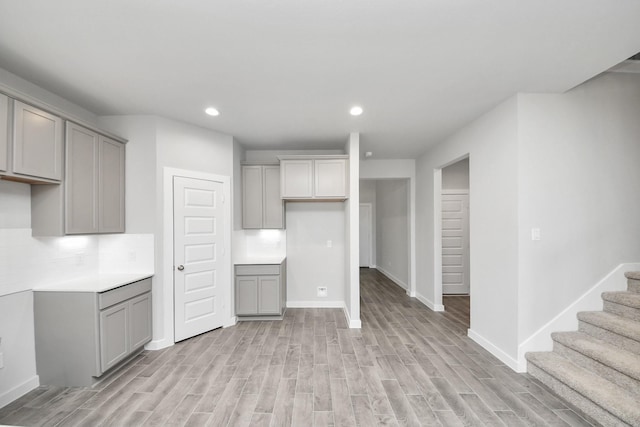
xmin=235 ymin=261 xmax=286 ymax=319
xmin=34 ymin=278 xmax=152 ymax=387
xmin=0 ymin=93 xmax=8 ymax=172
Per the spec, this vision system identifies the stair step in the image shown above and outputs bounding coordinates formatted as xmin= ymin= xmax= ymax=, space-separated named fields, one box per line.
xmin=552 ymin=331 xmax=640 ymax=394
xmin=578 ymin=311 xmax=640 ymax=355
xmin=625 ymin=271 xmax=640 ymax=293
xmin=526 ymin=352 xmax=640 ymax=426
xmin=602 ymin=291 xmax=640 ymax=321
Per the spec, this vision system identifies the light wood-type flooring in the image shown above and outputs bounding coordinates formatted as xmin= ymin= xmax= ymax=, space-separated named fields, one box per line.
xmin=0 ymin=268 xmax=595 ymax=426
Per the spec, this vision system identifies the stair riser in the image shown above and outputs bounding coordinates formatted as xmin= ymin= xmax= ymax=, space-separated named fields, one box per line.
xmin=629 ymin=278 xmax=640 ymax=294
xmin=578 ymin=321 xmax=640 ymax=355
xmin=552 ymin=342 xmax=640 ymax=395
xmin=527 ymin=363 xmax=629 ymax=427
xmin=603 ymin=300 xmax=640 ymax=321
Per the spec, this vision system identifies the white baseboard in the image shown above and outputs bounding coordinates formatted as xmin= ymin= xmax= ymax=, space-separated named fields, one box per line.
xmin=468 ymin=329 xmax=520 ymax=372
xmin=0 ymin=375 xmax=39 ymax=410
xmin=224 ymin=316 xmax=237 ymax=328
xmin=145 ymin=338 xmax=173 ymax=351
xmin=287 ymin=300 xmax=345 ymax=308
xmin=516 ymin=262 xmax=640 ymax=372
xmin=415 ymin=292 xmax=445 ymax=312
xmin=377 ymin=266 xmax=408 ymax=290
xmin=343 ymin=304 xmax=361 ymax=328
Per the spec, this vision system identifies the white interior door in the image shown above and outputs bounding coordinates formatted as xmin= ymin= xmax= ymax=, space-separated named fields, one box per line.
xmin=174 ymin=176 xmax=226 ymax=342
xmin=442 ymin=193 xmax=469 ymax=294
xmin=359 ymin=203 xmax=372 ymax=267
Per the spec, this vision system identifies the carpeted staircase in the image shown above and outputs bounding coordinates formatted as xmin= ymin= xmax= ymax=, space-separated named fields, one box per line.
xmin=526 ymin=271 xmax=640 ymax=427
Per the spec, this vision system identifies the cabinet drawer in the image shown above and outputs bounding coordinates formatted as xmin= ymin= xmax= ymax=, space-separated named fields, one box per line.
xmin=235 ymin=264 xmax=280 ymax=276
xmin=99 ymin=278 xmax=152 ymax=310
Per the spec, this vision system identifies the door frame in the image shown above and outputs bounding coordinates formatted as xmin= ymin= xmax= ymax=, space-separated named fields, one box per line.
xmin=162 ymin=167 xmax=233 ymax=347
xmin=359 ymin=203 xmax=374 ymax=268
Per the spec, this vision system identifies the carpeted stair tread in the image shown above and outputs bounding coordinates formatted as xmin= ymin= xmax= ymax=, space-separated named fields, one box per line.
xmin=526 ymin=352 xmax=640 ymax=426
xmin=624 ymin=271 xmax=640 ymax=281
xmin=602 ymin=291 xmax=640 ymax=309
xmin=552 ymin=331 xmax=640 ymax=382
xmin=577 ymin=311 xmax=640 ymax=342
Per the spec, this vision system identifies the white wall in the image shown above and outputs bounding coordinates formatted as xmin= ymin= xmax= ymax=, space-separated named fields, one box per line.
xmin=375 ymin=180 xmax=410 ymax=289
xmin=442 ymin=158 xmax=469 ymax=190
xmin=416 ymin=97 xmax=520 ymax=365
xmin=344 ymin=133 xmax=360 ymax=327
xmin=517 ymin=71 xmax=640 ymax=342
xmin=286 ymin=203 xmax=345 ymax=306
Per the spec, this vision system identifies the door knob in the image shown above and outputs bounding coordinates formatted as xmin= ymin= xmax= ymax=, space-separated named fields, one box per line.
xmin=177 ymin=265 xmax=184 ymax=271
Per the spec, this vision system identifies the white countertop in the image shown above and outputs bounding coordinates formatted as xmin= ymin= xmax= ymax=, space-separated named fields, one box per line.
xmin=234 ymin=255 xmax=286 ymax=265
xmin=33 ymin=273 xmax=154 ymax=293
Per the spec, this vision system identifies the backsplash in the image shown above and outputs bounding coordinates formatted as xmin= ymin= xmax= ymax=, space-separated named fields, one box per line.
xmin=233 ymin=229 xmax=286 ymax=260
xmin=0 ymin=230 xmax=154 ymax=296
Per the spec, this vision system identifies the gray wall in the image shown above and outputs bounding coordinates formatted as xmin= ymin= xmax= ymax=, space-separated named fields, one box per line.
xmin=442 ymin=158 xmax=469 ymax=190
xmin=375 ymin=179 xmax=410 ymax=288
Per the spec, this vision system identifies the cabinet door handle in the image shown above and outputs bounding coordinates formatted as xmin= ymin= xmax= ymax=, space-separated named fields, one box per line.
xmin=177 ymin=265 xmax=184 ymax=271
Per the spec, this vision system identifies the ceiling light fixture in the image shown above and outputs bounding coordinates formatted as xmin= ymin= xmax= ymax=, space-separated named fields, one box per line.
xmin=205 ymin=107 xmax=220 ymax=116
xmin=350 ymin=106 xmax=363 ymax=116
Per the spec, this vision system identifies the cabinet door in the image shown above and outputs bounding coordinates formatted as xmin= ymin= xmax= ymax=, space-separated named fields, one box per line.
xmin=129 ymin=293 xmax=152 ymax=350
xmin=99 ymin=136 xmax=125 ymax=233
xmin=12 ymin=100 xmax=63 ymax=181
xmin=280 ymin=160 xmax=313 ymax=198
xmin=99 ymin=301 xmax=129 ymax=373
xmin=242 ymin=165 xmax=263 ymax=229
xmin=263 ymin=165 xmax=284 ymax=229
xmin=258 ymin=276 xmax=280 ymax=315
xmin=0 ymin=94 xmax=8 ymax=172
xmin=65 ymin=123 xmax=99 ymax=234
xmin=236 ymin=276 xmax=258 ymax=315
xmin=314 ymin=159 xmax=347 ymax=198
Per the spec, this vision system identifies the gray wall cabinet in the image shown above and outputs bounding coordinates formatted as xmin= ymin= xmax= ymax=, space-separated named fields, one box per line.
xmin=0 ymin=93 xmax=8 ymax=172
xmin=34 ymin=278 xmax=152 ymax=387
xmin=32 ymin=121 xmax=125 ymax=236
xmin=279 ymin=156 xmax=348 ymax=200
xmin=235 ymin=261 xmax=286 ymax=320
xmin=0 ymin=97 xmax=63 ymax=184
xmin=242 ymin=164 xmax=284 ymax=229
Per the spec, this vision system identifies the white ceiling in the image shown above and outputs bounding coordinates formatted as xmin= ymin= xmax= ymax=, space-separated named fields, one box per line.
xmin=1 ymin=1 xmax=639 ymax=158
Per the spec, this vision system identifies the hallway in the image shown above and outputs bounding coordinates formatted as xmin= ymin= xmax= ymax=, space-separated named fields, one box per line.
xmin=0 ymin=269 xmax=593 ymax=426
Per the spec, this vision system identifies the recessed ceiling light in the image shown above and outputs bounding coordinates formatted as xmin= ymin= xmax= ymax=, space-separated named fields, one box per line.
xmin=350 ymin=106 xmax=363 ymax=116
xmin=205 ymin=107 xmax=220 ymax=116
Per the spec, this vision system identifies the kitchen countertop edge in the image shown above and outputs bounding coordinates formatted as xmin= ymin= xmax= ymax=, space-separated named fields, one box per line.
xmin=33 ymin=273 xmax=154 ymax=293
xmin=234 ymin=255 xmax=286 ymax=265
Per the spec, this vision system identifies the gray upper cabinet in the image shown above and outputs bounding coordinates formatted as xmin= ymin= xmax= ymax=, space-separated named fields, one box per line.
xmin=0 ymin=93 xmax=8 ymax=172
xmin=99 ymin=136 xmax=125 ymax=233
xmin=280 ymin=156 xmax=348 ymax=200
xmin=12 ymin=100 xmax=63 ymax=182
xmin=65 ymin=123 xmax=99 ymax=234
xmin=32 ymin=121 xmax=125 ymax=236
xmin=242 ymin=164 xmax=284 ymax=229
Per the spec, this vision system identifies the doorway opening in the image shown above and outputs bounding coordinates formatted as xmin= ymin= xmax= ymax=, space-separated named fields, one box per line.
xmin=439 ymin=157 xmax=470 ymax=323
xmin=359 ymin=178 xmax=411 ymax=293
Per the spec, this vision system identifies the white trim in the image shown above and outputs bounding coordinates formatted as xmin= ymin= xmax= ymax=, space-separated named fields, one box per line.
xmin=516 ymin=262 xmax=640 ymax=372
xmin=287 ymin=300 xmax=345 ymax=308
xmin=0 ymin=375 xmax=39 ymax=410
xmin=433 ymin=168 xmax=443 ymax=308
xmin=468 ymin=329 xmax=520 ymax=372
xmin=416 ymin=291 xmax=445 ymax=312
xmin=223 ymin=316 xmax=238 ymax=328
xmin=377 ymin=266 xmax=408 ymax=290
xmin=359 ymin=203 xmax=374 ymax=268
xmin=163 ymin=167 xmax=233 ymax=346
xmin=343 ymin=303 xmax=362 ymax=328
xmin=441 ymin=189 xmax=469 ymax=195
xmin=144 ymin=338 xmax=173 ymax=351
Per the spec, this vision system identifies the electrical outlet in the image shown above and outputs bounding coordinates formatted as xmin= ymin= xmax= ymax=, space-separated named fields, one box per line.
xmin=317 ymin=287 xmax=328 ymax=297
xmin=326 ymin=240 xmax=332 ymax=248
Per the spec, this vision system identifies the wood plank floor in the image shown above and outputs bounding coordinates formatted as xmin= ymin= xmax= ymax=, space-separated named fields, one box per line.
xmin=0 ymin=268 xmax=595 ymax=426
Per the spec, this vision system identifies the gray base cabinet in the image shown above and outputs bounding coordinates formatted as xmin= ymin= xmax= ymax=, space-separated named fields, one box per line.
xmin=235 ymin=261 xmax=286 ymax=319
xmin=34 ymin=278 xmax=152 ymax=387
